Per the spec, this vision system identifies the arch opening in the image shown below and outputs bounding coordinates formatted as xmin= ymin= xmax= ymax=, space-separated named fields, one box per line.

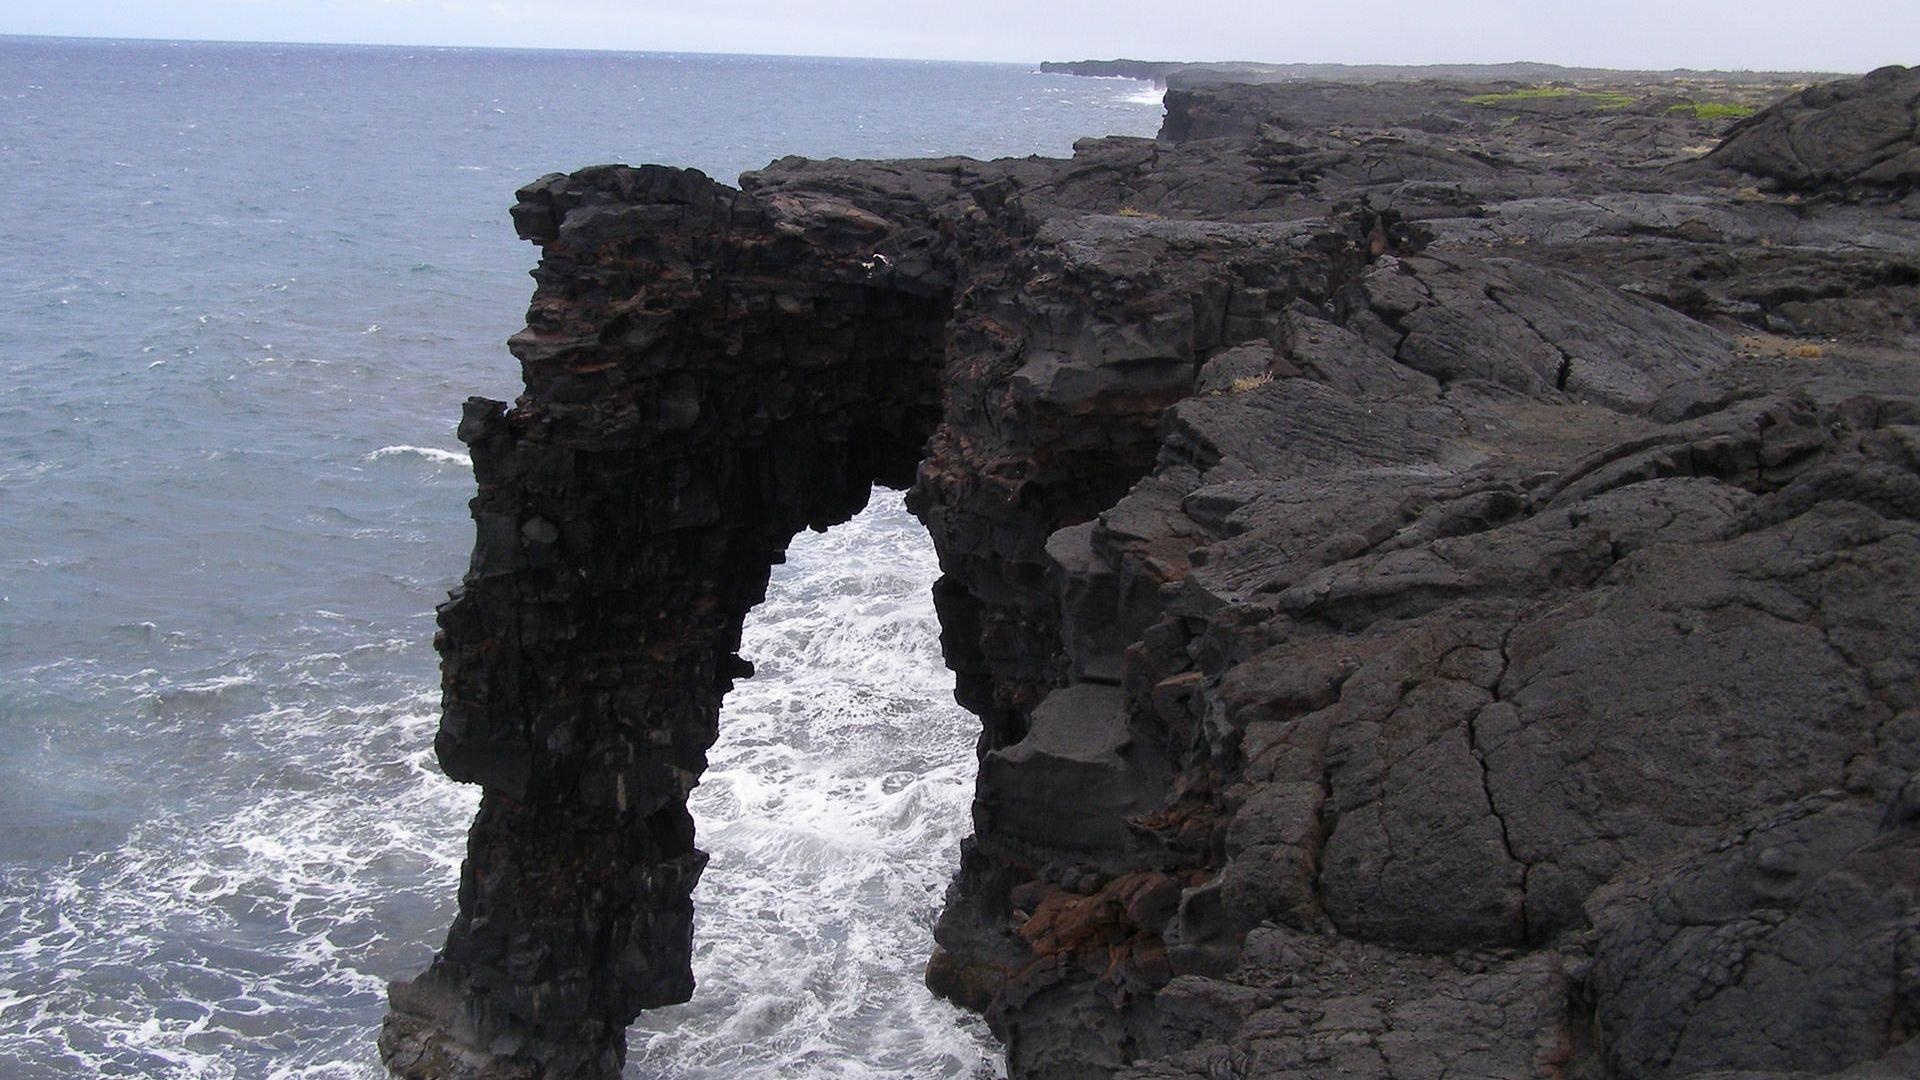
xmin=624 ymin=489 xmax=996 ymax=1076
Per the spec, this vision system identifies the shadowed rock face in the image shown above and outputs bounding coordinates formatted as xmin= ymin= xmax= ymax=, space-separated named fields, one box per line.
xmin=385 ymin=74 xmax=1920 ymax=1079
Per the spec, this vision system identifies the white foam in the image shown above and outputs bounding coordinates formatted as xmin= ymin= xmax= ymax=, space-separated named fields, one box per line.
xmin=0 ymin=650 xmax=473 ymax=1078
xmin=363 ymin=445 xmax=470 ymax=468
xmin=1 ymin=492 xmax=988 ymax=1078
xmin=625 ymin=494 xmax=997 ymax=1077
xmin=177 ymin=672 xmax=258 ymax=695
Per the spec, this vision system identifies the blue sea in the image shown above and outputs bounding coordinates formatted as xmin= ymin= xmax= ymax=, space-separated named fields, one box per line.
xmin=0 ymin=36 xmax=1163 ymax=1078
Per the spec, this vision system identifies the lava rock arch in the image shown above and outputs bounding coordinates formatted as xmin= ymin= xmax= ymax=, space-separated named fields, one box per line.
xmin=380 ymin=163 xmax=961 ymax=1078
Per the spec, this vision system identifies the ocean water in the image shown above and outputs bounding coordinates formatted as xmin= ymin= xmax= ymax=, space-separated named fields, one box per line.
xmin=0 ymin=37 xmax=1163 ymax=1079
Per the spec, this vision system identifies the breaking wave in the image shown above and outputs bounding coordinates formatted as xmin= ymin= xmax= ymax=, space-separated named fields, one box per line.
xmin=364 ymin=445 xmax=471 ymax=468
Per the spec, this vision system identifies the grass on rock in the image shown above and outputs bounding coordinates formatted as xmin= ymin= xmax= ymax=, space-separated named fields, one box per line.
xmin=1666 ymin=100 xmax=1759 ymax=120
xmin=1464 ymin=86 xmax=1637 ymax=111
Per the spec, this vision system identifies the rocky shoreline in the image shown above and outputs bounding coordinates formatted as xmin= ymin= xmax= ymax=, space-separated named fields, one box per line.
xmin=383 ymin=66 xmax=1920 ymax=1078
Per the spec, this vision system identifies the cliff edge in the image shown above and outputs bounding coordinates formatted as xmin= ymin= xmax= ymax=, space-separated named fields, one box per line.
xmin=383 ymin=68 xmax=1920 ymax=1079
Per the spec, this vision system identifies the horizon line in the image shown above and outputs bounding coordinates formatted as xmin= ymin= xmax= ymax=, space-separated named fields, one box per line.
xmin=0 ymin=30 xmax=1052 ymax=67
xmin=0 ymin=31 xmax=1864 ymax=77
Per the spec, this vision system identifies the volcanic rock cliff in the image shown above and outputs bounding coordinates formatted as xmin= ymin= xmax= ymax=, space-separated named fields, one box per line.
xmin=382 ymin=67 xmax=1920 ymax=1079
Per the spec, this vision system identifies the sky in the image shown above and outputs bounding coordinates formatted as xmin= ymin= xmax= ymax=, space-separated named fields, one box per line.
xmin=1 ymin=0 xmax=1913 ymax=72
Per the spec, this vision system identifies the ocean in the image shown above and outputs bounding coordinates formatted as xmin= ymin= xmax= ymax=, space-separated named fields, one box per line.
xmin=0 ymin=36 xmax=1163 ymax=1079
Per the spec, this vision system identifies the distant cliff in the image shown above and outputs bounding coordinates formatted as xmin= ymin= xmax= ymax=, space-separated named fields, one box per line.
xmin=1041 ymin=57 xmax=1840 ymax=88
xmin=384 ymin=67 xmax=1920 ymax=1079
xmin=1039 ymin=58 xmax=1189 ymax=82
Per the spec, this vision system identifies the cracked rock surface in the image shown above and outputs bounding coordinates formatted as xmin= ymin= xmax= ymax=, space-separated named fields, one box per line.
xmin=385 ymin=68 xmax=1920 ymax=1079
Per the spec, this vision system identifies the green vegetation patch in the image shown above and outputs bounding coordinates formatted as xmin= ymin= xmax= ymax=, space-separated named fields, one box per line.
xmin=1463 ymin=86 xmax=1636 ymax=111
xmin=1666 ymin=101 xmax=1758 ymax=120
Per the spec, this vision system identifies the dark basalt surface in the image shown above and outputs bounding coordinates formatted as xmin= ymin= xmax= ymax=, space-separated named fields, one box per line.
xmin=383 ymin=67 xmax=1920 ymax=1079
xmin=1708 ymin=64 xmax=1920 ymax=192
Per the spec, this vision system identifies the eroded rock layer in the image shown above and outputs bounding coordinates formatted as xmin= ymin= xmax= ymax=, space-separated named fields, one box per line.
xmin=386 ymin=68 xmax=1920 ymax=1079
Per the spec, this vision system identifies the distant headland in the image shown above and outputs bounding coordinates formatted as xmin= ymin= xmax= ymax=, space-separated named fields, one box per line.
xmin=1039 ymin=57 xmax=1843 ymax=87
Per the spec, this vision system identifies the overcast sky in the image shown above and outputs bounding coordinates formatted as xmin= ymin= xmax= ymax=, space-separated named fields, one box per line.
xmin=3 ymin=1 xmax=1912 ymax=71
